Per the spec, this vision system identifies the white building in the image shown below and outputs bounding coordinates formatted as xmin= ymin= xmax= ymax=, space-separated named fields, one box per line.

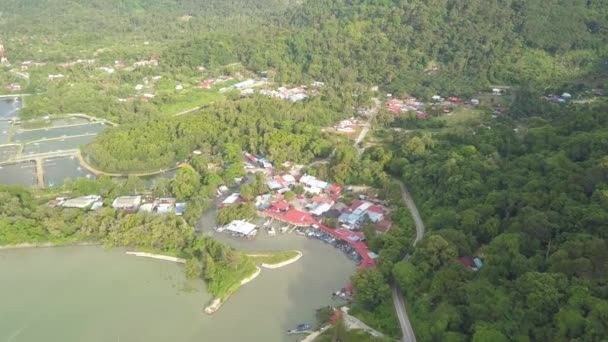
xmin=223 ymin=220 xmax=257 ymax=237
xmin=62 ymin=195 xmax=101 ymax=209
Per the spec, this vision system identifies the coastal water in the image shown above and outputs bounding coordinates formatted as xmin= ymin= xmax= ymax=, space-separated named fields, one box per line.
xmin=0 ymin=242 xmax=355 ymax=342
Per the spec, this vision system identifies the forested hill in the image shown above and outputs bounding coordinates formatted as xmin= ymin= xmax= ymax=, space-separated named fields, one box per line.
xmin=279 ymin=0 xmax=608 ymax=93
xmin=334 ymin=100 xmax=608 ymax=340
xmin=2 ymin=0 xmax=607 ymax=95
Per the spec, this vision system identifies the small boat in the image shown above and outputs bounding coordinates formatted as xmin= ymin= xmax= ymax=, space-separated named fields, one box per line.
xmin=287 ymin=323 xmax=312 ymax=335
xmin=280 ymin=226 xmax=288 ymax=234
xmin=268 ymin=227 xmax=276 ymax=236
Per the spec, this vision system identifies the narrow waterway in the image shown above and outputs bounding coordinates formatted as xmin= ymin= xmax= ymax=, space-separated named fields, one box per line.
xmin=0 ymin=97 xmax=21 ymax=119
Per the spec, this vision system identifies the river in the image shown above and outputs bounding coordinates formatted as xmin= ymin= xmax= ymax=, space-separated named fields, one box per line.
xmin=0 ymin=242 xmax=355 ymax=342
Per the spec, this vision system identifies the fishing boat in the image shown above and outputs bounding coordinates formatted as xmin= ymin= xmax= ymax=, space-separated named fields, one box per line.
xmin=268 ymin=227 xmax=276 ymax=236
xmin=280 ymin=226 xmax=288 ymax=234
xmin=287 ymin=323 xmax=312 ymax=335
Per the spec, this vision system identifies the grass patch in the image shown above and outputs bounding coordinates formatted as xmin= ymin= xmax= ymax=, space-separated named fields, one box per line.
xmin=248 ymin=250 xmax=300 ymax=265
xmin=438 ymin=107 xmax=486 ymax=127
xmin=21 ymin=120 xmax=52 ymax=130
xmin=158 ymin=89 xmax=226 ymax=115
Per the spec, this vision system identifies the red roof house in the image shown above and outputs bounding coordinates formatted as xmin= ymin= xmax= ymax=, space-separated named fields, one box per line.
xmin=367 ymin=205 xmax=384 ymax=214
xmin=459 ymin=256 xmax=476 ymax=268
xmin=329 ymin=184 xmax=343 ymax=194
xmin=199 ymin=80 xmax=214 ymax=89
xmin=311 ymin=195 xmax=334 ymax=205
xmin=271 ymin=201 xmax=290 ymax=212
xmin=375 ymin=219 xmax=392 ymax=233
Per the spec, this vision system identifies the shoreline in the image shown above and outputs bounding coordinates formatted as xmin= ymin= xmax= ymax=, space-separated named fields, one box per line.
xmin=261 ymin=251 xmax=303 ymax=269
xmin=204 ymin=266 xmax=261 ymax=315
xmin=0 ymin=241 xmax=101 ymax=250
xmin=125 ymin=251 xmax=186 ymax=264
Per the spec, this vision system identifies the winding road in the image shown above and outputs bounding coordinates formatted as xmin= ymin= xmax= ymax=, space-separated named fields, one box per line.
xmin=392 ymin=179 xmax=426 ymax=342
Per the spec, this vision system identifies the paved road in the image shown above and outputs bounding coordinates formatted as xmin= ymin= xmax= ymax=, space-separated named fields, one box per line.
xmin=391 ymin=179 xmax=426 ymax=342
xmin=396 ymin=180 xmax=425 ymax=246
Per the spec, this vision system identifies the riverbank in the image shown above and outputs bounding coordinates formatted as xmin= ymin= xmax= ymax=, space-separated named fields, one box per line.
xmin=125 ymin=251 xmax=186 ymax=263
xmin=204 ymin=266 xmax=261 ymax=315
xmin=0 ymin=241 xmax=101 ymax=250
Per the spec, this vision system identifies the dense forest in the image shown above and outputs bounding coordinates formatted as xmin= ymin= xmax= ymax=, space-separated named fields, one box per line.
xmin=86 ymin=96 xmax=339 ymax=172
xmin=342 ymin=101 xmax=608 ymax=340
xmin=2 ymin=0 xmax=607 ymax=97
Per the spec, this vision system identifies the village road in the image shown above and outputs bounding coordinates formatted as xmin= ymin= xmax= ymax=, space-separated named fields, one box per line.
xmin=391 ymin=179 xmax=426 ymax=342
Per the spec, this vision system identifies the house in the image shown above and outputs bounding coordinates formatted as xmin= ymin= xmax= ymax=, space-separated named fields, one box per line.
xmin=375 ymin=219 xmax=392 ymax=233
xmin=241 ymin=88 xmax=254 ymax=96
xmin=223 ymin=220 xmax=258 ymax=237
xmin=139 ymin=203 xmax=155 ymax=212
xmin=221 ymin=193 xmax=241 ymax=206
xmin=48 ymin=74 xmax=65 ymax=81
xmin=62 ymin=195 xmax=101 ymax=209
xmin=155 ymin=197 xmax=176 ymax=213
xmin=7 ymin=83 xmax=21 ymax=91
xmin=271 ymin=201 xmax=290 ymax=212
xmin=492 ymin=88 xmax=502 ymax=95
xmin=175 ymin=203 xmax=186 ymax=216
xmin=459 ymin=256 xmax=476 ymax=268
xmin=561 ymin=92 xmax=572 ymax=99
xmin=310 ymin=202 xmax=332 ymax=216
xmin=267 ymin=178 xmax=283 ymax=190
xmin=231 ymin=79 xmax=256 ymax=90
xmin=415 ymin=111 xmax=428 ymax=119
xmin=143 ymin=93 xmax=155 ymax=99
xmin=365 ymin=205 xmax=384 ymax=222
xmin=470 ymin=98 xmax=480 ymax=105
xmin=299 ymin=174 xmax=329 ymax=191
xmin=112 ymin=196 xmax=142 ymax=212
xmin=459 ymin=256 xmax=483 ymax=271
xmin=199 ymin=80 xmax=214 ymax=89
xmin=175 ymin=84 xmax=184 ymax=91
xmin=289 ymin=93 xmax=308 ymax=102
xmin=98 ymin=67 xmax=115 ymax=74
xmin=281 ymin=174 xmax=296 ymax=185
xmin=135 ymin=84 xmax=144 ymax=91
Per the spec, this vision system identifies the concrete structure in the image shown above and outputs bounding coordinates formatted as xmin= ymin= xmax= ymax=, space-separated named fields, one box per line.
xmin=112 ymin=196 xmax=142 ymax=212
xmin=223 ymin=220 xmax=258 ymax=237
xmin=62 ymin=195 xmax=101 ymax=209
